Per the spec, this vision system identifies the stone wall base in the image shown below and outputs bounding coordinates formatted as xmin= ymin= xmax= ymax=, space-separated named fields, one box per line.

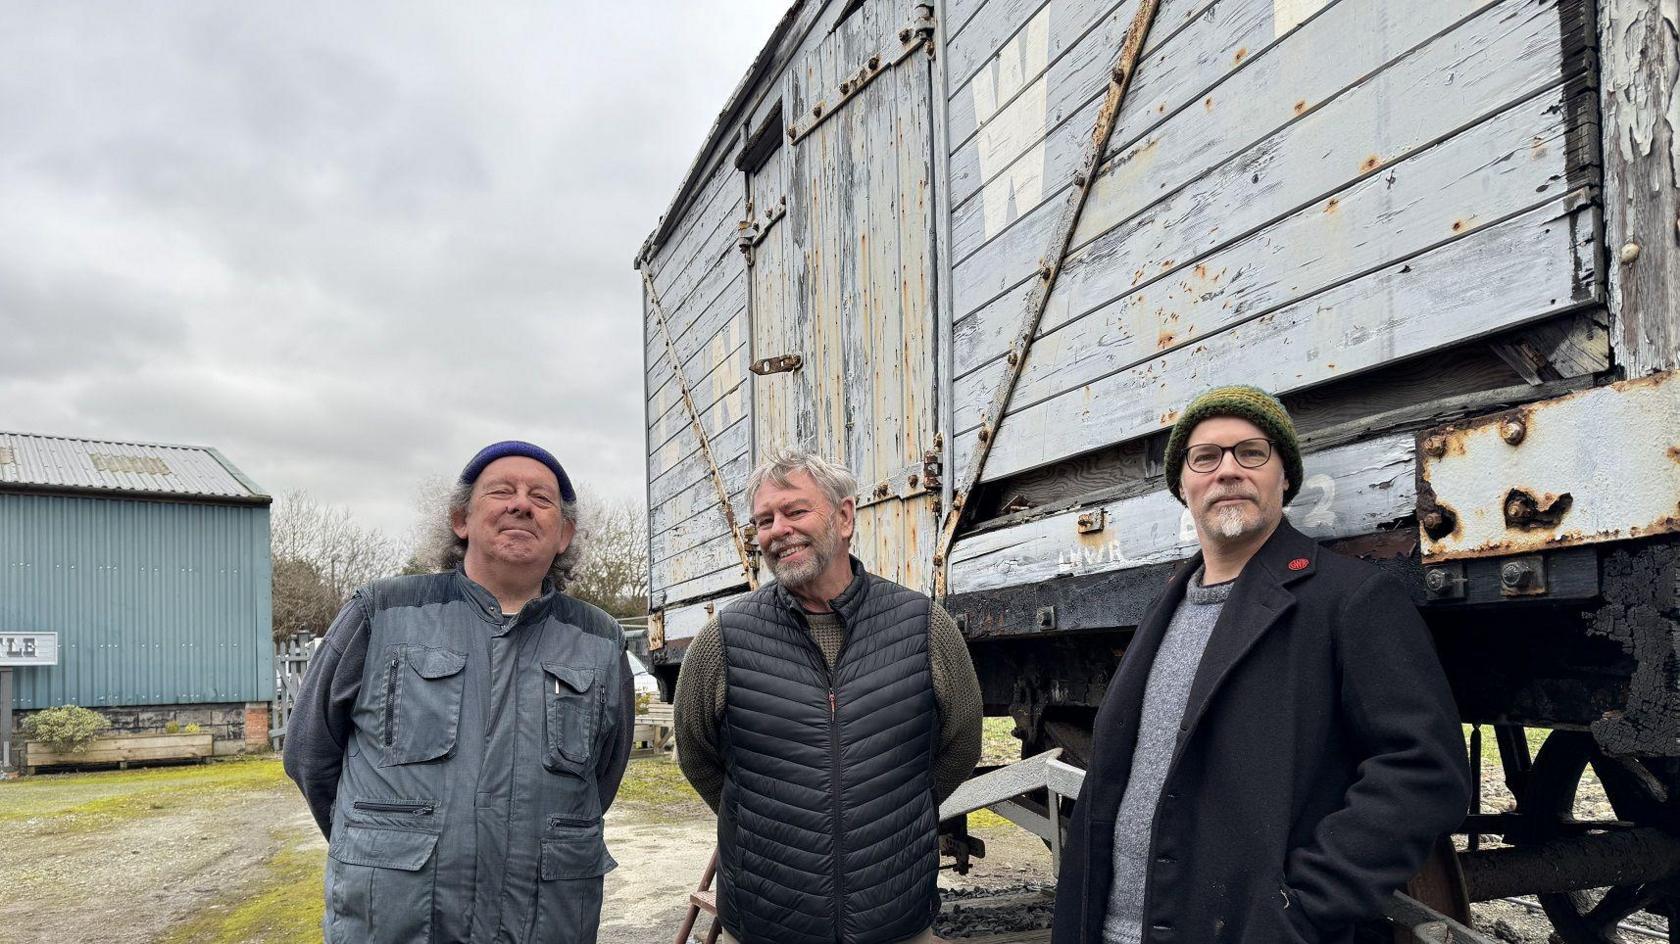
xmin=12 ymin=702 xmax=270 ymax=755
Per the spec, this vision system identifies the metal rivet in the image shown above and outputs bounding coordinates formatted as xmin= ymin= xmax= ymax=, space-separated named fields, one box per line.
xmin=978 ymin=428 xmax=990 ymax=442
xmin=1423 ymin=434 xmax=1448 ymax=458
xmin=1500 ymin=419 xmax=1526 ymax=445
xmin=1006 ymin=350 xmax=1019 ymax=366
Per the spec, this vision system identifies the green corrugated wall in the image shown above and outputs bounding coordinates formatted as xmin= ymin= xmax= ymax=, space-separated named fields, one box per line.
xmin=0 ymin=492 xmax=272 ymax=708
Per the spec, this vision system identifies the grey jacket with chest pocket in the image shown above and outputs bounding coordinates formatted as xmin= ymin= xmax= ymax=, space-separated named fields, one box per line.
xmin=283 ymin=569 xmax=634 ymax=944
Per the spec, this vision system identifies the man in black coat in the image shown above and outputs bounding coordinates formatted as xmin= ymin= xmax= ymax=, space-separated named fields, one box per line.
xmin=1051 ymin=386 xmax=1471 ymax=944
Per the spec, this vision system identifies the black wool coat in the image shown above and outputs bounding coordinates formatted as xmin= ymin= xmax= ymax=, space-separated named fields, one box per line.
xmin=1051 ymin=519 xmax=1471 ymax=944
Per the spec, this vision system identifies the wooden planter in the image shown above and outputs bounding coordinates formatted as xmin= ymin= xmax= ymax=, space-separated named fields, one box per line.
xmin=22 ymin=731 xmax=214 ymax=773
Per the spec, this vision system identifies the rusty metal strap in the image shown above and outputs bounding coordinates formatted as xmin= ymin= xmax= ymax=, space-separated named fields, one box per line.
xmin=932 ymin=0 xmax=1163 ymax=598
xmin=642 ymin=269 xmax=759 ymax=590
xmin=787 ymin=4 xmax=934 ymax=145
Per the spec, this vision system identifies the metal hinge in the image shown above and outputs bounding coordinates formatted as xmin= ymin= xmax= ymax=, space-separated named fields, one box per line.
xmin=750 ymin=354 xmax=803 ymax=375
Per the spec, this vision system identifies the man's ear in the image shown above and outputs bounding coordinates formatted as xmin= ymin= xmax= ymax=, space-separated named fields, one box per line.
xmin=837 ymin=497 xmax=856 ymax=541
xmin=554 ymin=515 xmax=577 ymax=556
xmin=451 ymin=507 xmax=469 ymax=541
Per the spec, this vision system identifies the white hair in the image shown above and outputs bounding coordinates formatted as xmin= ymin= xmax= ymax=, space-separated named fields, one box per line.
xmin=746 ymin=447 xmax=858 ymax=512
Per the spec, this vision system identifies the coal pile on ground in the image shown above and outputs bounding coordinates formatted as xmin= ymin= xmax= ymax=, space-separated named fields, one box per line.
xmin=937 ymin=883 xmax=1055 ymax=939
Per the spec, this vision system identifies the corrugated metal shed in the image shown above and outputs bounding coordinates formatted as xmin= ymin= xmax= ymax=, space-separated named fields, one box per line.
xmin=1 ymin=433 xmax=273 ymax=709
xmin=0 ymin=431 xmax=268 ymax=504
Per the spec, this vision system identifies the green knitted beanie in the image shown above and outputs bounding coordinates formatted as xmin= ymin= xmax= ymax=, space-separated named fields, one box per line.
xmin=1164 ymin=385 xmax=1303 ymax=505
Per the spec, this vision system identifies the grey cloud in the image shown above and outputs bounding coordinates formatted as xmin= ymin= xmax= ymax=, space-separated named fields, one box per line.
xmin=0 ymin=1 xmax=790 ymax=539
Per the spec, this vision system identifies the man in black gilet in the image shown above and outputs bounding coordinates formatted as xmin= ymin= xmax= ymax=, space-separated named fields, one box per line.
xmin=674 ymin=448 xmax=982 ymax=944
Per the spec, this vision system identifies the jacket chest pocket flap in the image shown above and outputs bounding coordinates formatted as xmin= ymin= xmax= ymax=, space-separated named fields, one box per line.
xmin=381 ymin=646 xmax=468 ymax=767
xmin=542 ymin=661 xmax=598 ymax=774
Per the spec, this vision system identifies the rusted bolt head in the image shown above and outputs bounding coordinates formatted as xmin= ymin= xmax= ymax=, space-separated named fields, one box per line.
xmin=977 ymin=428 xmax=990 ymax=442
xmin=870 ymin=54 xmax=882 ymax=69
xmin=1500 ymin=419 xmax=1526 ymax=445
xmin=899 ymin=27 xmax=911 ymax=42
xmin=812 ymin=104 xmax=823 ymax=118
xmin=787 ymin=125 xmax=798 ymax=140
xmin=1423 ymin=434 xmax=1448 ymax=458
xmin=951 ymin=493 xmax=965 ymax=509
xmin=1505 ymin=497 xmax=1532 ymax=520
xmin=1500 ymin=561 xmax=1536 ymax=590
xmin=1111 ymin=64 xmax=1127 ymax=84
xmin=1074 ymin=173 xmax=1088 ymax=189
xmin=1620 ymin=242 xmax=1642 ymax=265
xmin=1421 ymin=510 xmax=1445 ymax=531
xmin=1424 ymin=568 xmax=1450 ymax=592
xmin=1006 ymin=350 xmax=1019 ymax=366
xmin=932 ymin=555 xmax=943 ymax=567
xmin=840 ymin=80 xmax=852 ymax=94
xmin=874 ymin=483 xmax=889 ymax=498
xmin=908 ymin=474 xmax=919 ymax=488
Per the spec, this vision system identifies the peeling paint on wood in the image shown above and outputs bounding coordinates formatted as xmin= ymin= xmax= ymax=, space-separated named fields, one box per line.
xmin=954 ymin=75 xmax=1600 ymax=479
xmin=948 ymin=433 xmax=1416 ymax=593
xmin=1600 ymin=0 xmax=1680 ymax=376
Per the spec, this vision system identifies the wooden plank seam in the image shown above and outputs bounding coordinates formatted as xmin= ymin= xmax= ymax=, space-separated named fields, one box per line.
xmin=642 ymin=268 xmax=760 ymax=593
xmin=932 ymin=0 xmax=1164 ymax=599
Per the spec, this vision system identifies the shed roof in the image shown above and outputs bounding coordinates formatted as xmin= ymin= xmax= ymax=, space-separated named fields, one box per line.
xmin=0 ymin=431 xmax=269 ymax=504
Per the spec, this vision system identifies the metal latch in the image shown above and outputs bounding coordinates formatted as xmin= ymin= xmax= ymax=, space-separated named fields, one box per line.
xmin=750 ymin=354 xmax=803 ymax=375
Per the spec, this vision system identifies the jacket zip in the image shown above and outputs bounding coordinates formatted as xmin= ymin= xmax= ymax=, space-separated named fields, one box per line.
xmin=828 ymin=684 xmax=844 ymax=944
xmin=353 ymin=799 xmax=434 ymax=815
xmin=382 ymin=656 xmax=400 ymax=747
xmin=548 ymin=814 xmax=594 ymax=828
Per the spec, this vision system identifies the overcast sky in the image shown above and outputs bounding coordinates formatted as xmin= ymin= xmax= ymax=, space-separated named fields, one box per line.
xmin=0 ymin=1 xmax=789 ymax=545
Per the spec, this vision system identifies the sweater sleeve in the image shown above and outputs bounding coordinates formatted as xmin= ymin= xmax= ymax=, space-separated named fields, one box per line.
xmin=1283 ymin=572 xmax=1473 ymax=930
xmin=929 ymin=601 xmax=983 ymax=805
xmin=281 ymin=592 xmax=371 ymax=839
xmin=673 ymin=616 xmax=727 ymax=812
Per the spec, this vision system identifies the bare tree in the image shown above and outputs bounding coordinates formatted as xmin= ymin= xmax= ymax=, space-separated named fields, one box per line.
xmin=270 ymin=490 xmax=407 ymax=640
xmin=566 ymin=493 xmax=650 ymax=619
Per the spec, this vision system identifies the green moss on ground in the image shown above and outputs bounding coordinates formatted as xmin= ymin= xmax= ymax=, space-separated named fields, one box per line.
xmin=614 ymin=757 xmax=706 ymax=813
xmin=980 ymin=716 xmax=1020 ymax=766
xmin=0 ymin=757 xmax=291 ymax=834
xmin=157 ymin=841 xmax=325 ymax=944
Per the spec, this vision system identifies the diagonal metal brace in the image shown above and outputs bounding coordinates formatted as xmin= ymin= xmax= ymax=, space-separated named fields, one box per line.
xmin=642 ymin=268 xmax=759 ymax=591
xmin=931 ymin=0 xmax=1163 ymax=598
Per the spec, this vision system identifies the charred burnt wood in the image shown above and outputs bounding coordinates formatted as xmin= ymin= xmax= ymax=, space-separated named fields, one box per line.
xmin=1460 ymin=827 xmax=1680 ymax=901
xmin=1588 ymin=536 xmax=1680 ymax=757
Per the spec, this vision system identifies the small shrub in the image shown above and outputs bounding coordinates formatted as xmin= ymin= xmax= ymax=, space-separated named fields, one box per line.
xmin=23 ymin=705 xmax=109 ymax=754
xmin=183 ymin=723 xmax=201 ymax=734
xmin=634 ymin=692 xmax=653 ymax=716
xmin=164 ymin=720 xmax=181 ymax=734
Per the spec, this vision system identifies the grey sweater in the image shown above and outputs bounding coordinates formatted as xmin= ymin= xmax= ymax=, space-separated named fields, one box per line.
xmin=1104 ymin=570 xmax=1232 ymax=944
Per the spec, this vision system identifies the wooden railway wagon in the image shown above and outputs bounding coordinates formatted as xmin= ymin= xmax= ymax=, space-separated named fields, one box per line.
xmin=635 ymin=0 xmax=1680 ymax=937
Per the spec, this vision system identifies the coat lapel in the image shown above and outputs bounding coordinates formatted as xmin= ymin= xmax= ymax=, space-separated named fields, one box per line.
xmin=1177 ymin=518 xmax=1319 ymax=745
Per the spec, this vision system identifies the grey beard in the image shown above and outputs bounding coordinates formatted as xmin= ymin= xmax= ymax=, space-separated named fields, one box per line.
xmin=769 ymin=540 xmax=832 ymax=588
xmin=1213 ymin=503 xmax=1251 ymax=539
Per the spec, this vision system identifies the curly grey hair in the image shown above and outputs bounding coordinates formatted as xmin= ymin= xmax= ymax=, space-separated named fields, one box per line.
xmin=422 ymin=480 xmax=582 ymax=592
xmin=746 ymin=447 xmax=859 ymax=513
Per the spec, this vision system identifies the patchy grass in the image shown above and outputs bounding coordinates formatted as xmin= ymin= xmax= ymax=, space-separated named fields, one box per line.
xmin=157 ymin=839 xmax=324 ymax=944
xmin=980 ymin=716 xmax=1021 ymax=766
xmin=0 ymin=757 xmax=292 ymax=834
xmin=614 ymin=757 xmax=706 ymax=814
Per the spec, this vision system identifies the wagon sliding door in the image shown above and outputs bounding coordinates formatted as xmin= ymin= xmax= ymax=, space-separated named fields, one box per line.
xmin=749 ymin=0 xmax=941 ymax=592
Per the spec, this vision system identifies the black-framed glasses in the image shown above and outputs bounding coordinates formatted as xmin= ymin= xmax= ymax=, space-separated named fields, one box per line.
xmin=1185 ymin=437 xmax=1274 ymax=473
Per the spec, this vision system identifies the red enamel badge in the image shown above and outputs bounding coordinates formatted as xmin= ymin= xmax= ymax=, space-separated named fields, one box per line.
xmin=1288 ymin=558 xmax=1310 ymax=571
